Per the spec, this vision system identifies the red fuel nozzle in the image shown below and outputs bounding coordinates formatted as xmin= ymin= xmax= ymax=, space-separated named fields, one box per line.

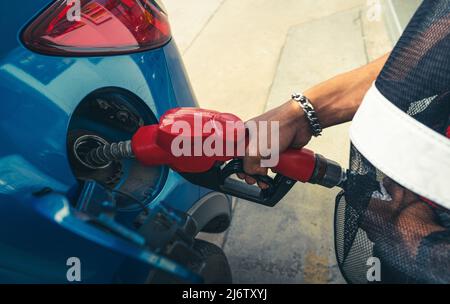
xmin=131 ymin=108 xmax=244 ymax=173
xmin=84 ymin=107 xmax=345 ymax=206
xmin=130 ymin=108 xmax=345 ymax=188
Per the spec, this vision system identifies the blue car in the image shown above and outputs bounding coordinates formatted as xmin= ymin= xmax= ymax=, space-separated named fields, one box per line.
xmin=0 ymin=0 xmax=232 ymax=283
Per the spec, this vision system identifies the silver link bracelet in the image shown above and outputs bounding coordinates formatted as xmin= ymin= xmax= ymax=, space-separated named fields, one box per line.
xmin=292 ymin=93 xmax=323 ymax=137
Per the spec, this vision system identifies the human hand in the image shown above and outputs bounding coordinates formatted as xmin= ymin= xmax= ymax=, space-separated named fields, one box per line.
xmin=237 ymin=100 xmax=312 ymax=189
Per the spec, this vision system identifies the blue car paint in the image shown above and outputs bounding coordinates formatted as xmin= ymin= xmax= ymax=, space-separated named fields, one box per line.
xmin=0 ymin=1 xmax=209 ymax=283
xmin=0 ymin=161 xmax=200 ymax=283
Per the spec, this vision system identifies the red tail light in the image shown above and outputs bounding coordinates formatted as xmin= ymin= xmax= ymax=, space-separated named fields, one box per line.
xmin=22 ymin=0 xmax=171 ymax=56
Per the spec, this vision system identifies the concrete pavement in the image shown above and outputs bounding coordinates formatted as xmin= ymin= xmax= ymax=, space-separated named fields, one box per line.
xmin=163 ymin=0 xmax=225 ymax=54
xmin=167 ymin=0 xmax=368 ymax=120
xmin=164 ymin=0 xmax=392 ymax=283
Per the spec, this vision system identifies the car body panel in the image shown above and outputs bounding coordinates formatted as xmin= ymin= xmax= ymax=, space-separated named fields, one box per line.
xmin=0 ymin=0 xmax=227 ymax=283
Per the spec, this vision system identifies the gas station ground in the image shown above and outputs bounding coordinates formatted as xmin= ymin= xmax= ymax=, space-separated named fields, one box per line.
xmin=164 ymin=0 xmax=392 ymax=283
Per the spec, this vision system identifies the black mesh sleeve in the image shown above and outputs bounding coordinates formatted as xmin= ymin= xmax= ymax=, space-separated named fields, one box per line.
xmin=417 ymin=230 xmax=450 ymax=283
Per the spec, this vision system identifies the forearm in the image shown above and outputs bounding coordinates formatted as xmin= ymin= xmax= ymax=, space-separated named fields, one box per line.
xmin=304 ymin=53 xmax=389 ymax=128
xmin=241 ymin=54 xmax=390 ymax=177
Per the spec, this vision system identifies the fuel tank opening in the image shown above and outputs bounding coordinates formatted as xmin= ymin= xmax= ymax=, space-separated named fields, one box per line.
xmin=84 ymin=140 xmax=134 ymax=169
xmin=68 ymin=130 xmax=124 ymax=189
xmin=67 ymin=88 xmax=168 ymax=210
xmin=73 ymin=134 xmax=113 ymax=170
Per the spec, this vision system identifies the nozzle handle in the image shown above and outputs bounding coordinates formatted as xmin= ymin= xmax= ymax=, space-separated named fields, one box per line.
xmin=221 ymin=159 xmax=276 ymax=188
xmin=182 ymin=148 xmax=345 ymax=207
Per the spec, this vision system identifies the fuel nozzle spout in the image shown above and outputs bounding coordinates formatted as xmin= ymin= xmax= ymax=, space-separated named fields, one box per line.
xmin=272 ymin=148 xmax=346 ymax=189
xmin=84 ymin=140 xmax=134 ymax=167
xmin=309 ymin=154 xmax=347 ymax=188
